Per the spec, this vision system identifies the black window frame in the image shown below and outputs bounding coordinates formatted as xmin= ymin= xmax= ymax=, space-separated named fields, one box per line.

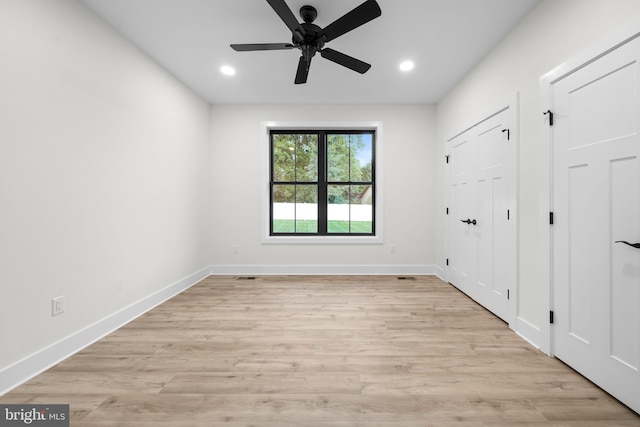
xmin=269 ymin=129 xmax=376 ymax=237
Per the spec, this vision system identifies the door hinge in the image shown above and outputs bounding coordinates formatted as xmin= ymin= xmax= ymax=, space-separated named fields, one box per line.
xmin=507 ymin=209 xmax=510 ymax=220
xmin=446 ymin=207 xmax=449 ymax=215
xmin=550 ymin=212 xmax=554 ymax=225
xmin=550 ymin=310 xmax=554 ymax=324
xmin=445 ymin=155 xmax=450 ymax=164
xmin=543 ymin=110 xmax=554 ymax=126
xmin=507 ymin=289 xmax=510 ymax=300
xmin=502 ymin=128 xmax=510 ymax=140
xmin=446 ymin=258 xmax=449 ymax=266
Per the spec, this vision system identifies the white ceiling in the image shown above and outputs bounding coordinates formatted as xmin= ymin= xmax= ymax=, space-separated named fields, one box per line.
xmin=79 ymin=0 xmax=539 ymax=105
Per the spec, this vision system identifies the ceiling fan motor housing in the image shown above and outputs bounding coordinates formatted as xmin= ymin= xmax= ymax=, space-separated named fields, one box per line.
xmin=294 ymin=6 xmax=324 ymax=60
xmin=295 ymin=23 xmax=324 ymax=52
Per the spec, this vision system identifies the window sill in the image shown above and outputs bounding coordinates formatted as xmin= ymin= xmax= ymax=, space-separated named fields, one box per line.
xmin=262 ymin=235 xmax=383 ymax=245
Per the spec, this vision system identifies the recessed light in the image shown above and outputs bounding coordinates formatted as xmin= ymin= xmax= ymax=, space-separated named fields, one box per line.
xmin=399 ymin=61 xmax=414 ymax=72
xmin=220 ymin=65 xmax=236 ymax=76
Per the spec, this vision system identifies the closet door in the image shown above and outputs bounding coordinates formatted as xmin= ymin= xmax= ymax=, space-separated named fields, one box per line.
xmin=448 ymin=106 xmax=516 ymax=324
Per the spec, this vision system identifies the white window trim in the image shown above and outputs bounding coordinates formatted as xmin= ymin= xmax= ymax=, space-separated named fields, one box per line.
xmin=260 ymin=121 xmax=384 ymax=244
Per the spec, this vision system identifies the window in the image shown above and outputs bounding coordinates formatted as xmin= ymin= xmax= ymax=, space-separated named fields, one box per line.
xmin=270 ymin=130 xmax=375 ymax=237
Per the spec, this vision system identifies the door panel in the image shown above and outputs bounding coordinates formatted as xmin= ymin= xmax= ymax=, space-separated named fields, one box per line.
xmin=570 ymin=61 xmax=636 ymax=148
xmin=478 ymin=124 xmax=504 ymax=170
xmin=452 ymin=137 xmax=473 ymax=177
xmin=610 ymin=156 xmax=639 ymax=369
xmin=477 ymin=178 xmax=494 ymax=290
xmin=567 ymin=164 xmax=592 ymax=344
xmin=552 ymin=36 xmax=640 ymax=414
xmin=489 ymin=177 xmax=509 ymax=302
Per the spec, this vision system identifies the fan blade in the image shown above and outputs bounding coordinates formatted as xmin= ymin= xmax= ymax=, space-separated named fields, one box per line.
xmin=320 ymin=0 xmax=381 ymax=42
xmin=320 ymin=48 xmax=371 ymax=74
xmin=231 ymin=43 xmax=294 ymax=51
xmin=266 ymin=0 xmax=305 ymax=43
xmin=294 ymin=56 xmax=310 ymax=84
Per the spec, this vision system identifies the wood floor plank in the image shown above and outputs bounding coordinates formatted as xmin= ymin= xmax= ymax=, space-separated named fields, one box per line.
xmin=13 ymin=372 xmax=173 ymax=395
xmin=1 ymin=275 xmax=639 ymax=425
xmin=160 ymin=372 xmax=363 ymax=395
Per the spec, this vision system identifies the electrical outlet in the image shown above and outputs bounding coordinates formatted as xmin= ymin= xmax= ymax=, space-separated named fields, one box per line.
xmin=390 ymin=244 xmax=397 ymax=254
xmin=52 ymin=296 xmax=65 ymax=316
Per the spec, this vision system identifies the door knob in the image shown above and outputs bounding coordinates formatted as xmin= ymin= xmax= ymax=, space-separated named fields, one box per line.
xmin=615 ymin=240 xmax=640 ymax=249
xmin=460 ymin=219 xmax=477 ymax=225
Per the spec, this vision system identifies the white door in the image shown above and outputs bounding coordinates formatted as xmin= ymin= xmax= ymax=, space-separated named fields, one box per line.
xmin=448 ymin=105 xmax=516 ymax=324
xmin=450 ymin=132 xmax=476 ymax=293
xmin=552 ymin=36 xmax=640 ymax=414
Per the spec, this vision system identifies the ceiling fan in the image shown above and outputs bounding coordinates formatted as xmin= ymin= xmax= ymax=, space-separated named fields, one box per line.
xmin=230 ymin=0 xmax=382 ymax=84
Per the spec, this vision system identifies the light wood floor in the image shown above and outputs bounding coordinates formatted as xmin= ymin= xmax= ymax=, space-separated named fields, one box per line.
xmin=2 ymin=275 xmax=639 ymax=426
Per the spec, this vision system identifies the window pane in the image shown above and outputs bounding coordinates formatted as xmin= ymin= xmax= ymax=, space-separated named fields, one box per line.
xmin=350 ymin=184 xmax=373 ymax=233
xmin=272 ymin=184 xmax=295 ymax=232
xmin=328 ymin=185 xmax=349 ymax=233
xmin=295 ymin=134 xmax=318 ymax=182
xmin=273 ymin=134 xmax=318 ymax=183
xmin=272 ymin=135 xmax=295 ymax=182
xmin=327 ymin=135 xmax=350 ymax=182
xmin=327 ymin=185 xmax=373 ymax=233
xmin=353 ymin=134 xmax=373 ymax=182
xmin=296 ymin=185 xmax=317 ymax=233
xmin=328 ymin=133 xmax=373 ymax=183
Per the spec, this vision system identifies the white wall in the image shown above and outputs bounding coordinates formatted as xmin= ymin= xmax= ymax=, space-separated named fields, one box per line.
xmin=209 ymin=104 xmax=437 ymax=274
xmin=0 ymin=0 xmax=211 ymax=378
xmin=436 ymin=0 xmax=640 ymax=348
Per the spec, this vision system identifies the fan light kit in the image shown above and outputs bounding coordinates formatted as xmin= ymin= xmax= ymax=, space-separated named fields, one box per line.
xmin=230 ymin=0 xmax=382 ymax=84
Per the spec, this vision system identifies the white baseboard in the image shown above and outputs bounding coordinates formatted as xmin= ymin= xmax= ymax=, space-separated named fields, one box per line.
xmin=432 ymin=265 xmax=446 ymax=282
xmin=209 ymin=264 xmax=439 ymax=276
xmin=515 ymin=315 xmax=547 ymax=354
xmin=0 ymin=266 xmax=210 ymax=396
